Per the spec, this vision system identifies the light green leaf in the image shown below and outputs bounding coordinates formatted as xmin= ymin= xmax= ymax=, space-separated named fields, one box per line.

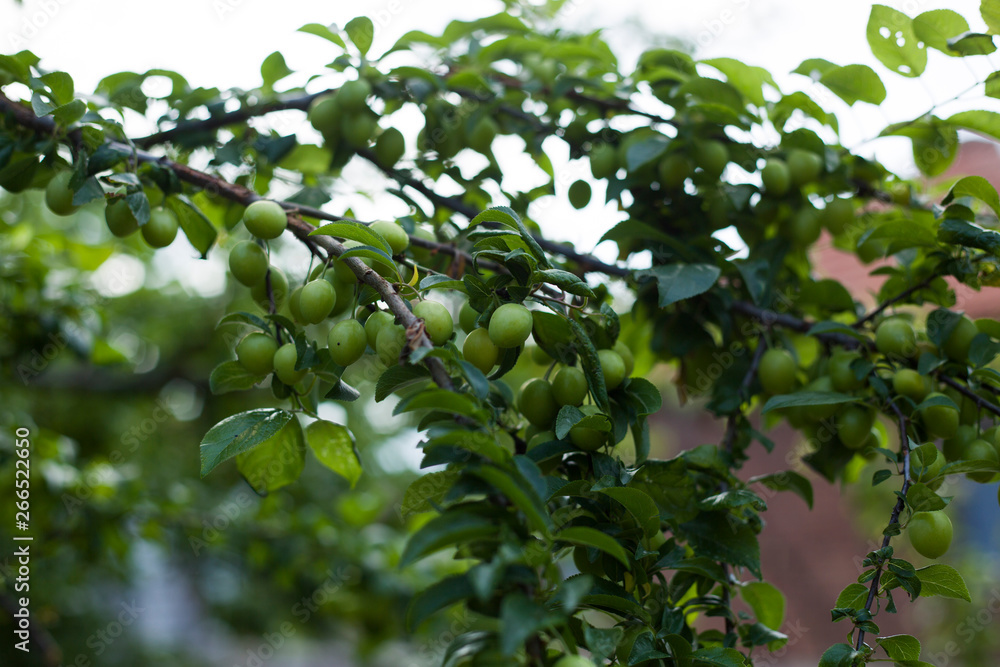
xmin=740 ymin=581 xmax=785 ymax=631
xmin=761 ymin=391 xmax=858 ymax=414
xmin=298 ymin=23 xmax=346 ymax=47
xmin=866 ymin=5 xmax=926 ymax=77
xmin=599 ymin=487 xmax=660 ymax=538
xmin=260 ymin=51 xmax=292 ymax=92
xmin=209 ymin=361 xmax=266 ymax=394
xmin=819 ymin=64 xmax=887 ymax=105
xmin=835 ymin=582 xmax=870 ymax=610
xmin=915 ymin=564 xmax=972 ymax=601
xmin=236 ymin=417 xmax=305 ymax=494
xmin=400 ymin=470 xmax=460 ymax=519
xmin=310 ymin=221 xmax=393 ymax=256
xmin=876 ymin=634 xmax=921 ymax=661
xmin=345 ymin=16 xmax=374 ymax=55
xmin=913 ymin=10 xmax=970 ymax=54
xmin=200 ymin=409 xmax=295 ymax=477
xmin=305 ymin=420 xmax=361 ymax=487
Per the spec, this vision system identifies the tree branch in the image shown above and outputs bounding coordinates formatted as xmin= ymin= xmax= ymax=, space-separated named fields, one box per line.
xmin=937 ymin=373 xmax=1000 ymax=419
xmin=853 ymin=274 xmax=939 ymax=329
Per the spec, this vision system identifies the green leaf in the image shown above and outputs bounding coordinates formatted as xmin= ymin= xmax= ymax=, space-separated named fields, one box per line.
xmin=634 ymin=263 xmax=721 ymax=308
xmin=625 ymin=136 xmax=669 ymax=171
xmin=691 ymin=646 xmax=748 ymax=666
xmin=876 ymin=634 xmax=921 ymax=661
xmin=305 ymin=420 xmax=361 ymax=488
xmin=915 ymin=563 xmax=972 ymax=601
xmin=472 ymin=466 xmax=552 ymax=534
xmin=345 ymin=16 xmax=375 ymax=55
xmin=200 ymin=409 xmax=295 ymax=477
xmin=947 ymin=32 xmax=997 ymax=55
xmin=260 ymin=51 xmax=292 ymax=92
xmin=818 ymin=643 xmax=862 ymax=667
xmin=599 ymin=487 xmax=660 ymax=538
xmin=568 ymin=319 xmax=610 ymax=413
xmin=698 ymin=489 xmax=767 ymax=512
xmin=866 ymin=5 xmax=926 ymax=77
xmin=679 ymin=512 xmax=761 ymax=578
xmin=375 ymin=365 xmax=431 ymax=402
xmin=740 ymin=581 xmax=785 ymax=631
xmin=747 ymin=470 xmax=813 ymax=509
xmin=407 ymin=574 xmax=472 ymax=630
xmin=209 ymin=361 xmax=265 ymax=394
xmin=947 ymin=109 xmax=1000 ymax=143
xmin=880 ymin=116 xmax=958 ymax=177
xmin=701 ymin=57 xmax=776 ymax=107
xmin=835 ymin=582 xmax=870 ymax=610
xmin=986 ymin=0 xmax=1000 ymax=34
xmin=583 ymin=624 xmax=624 ymax=666
xmin=533 ymin=269 xmax=595 ymax=298
xmin=400 ymin=470 xmax=460 ymax=519
xmin=942 ymin=175 xmax=1000 ymax=217
xmin=399 ymin=511 xmax=497 ymax=567
xmin=819 ymin=64 xmax=886 ymax=105
xmin=395 ymin=388 xmax=489 ymax=423
xmin=761 ymin=391 xmax=858 ymax=414
xmin=626 ymin=378 xmax=662 ymax=415
xmin=499 ymin=594 xmax=562 ymax=656
xmin=906 ymin=483 xmax=947 ymax=512
xmin=913 ymin=10 xmax=970 ymax=54
xmin=298 ymin=23 xmax=346 ymax=47
xmin=937 ymin=218 xmax=1000 ymax=254
xmin=558 ymin=526 xmax=631 ymax=568
xmin=167 ymin=194 xmax=218 ymax=258
xmin=236 ymin=417 xmax=305 ymax=494
xmin=311 ymin=221 xmax=393 ymax=256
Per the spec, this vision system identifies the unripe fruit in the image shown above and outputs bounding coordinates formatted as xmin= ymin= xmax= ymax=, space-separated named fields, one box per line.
xmin=784 ymin=206 xmax=821 ymax=247
xmin=892 ymin=369 xmax=932 ymax=403
xmin=229 ymin=241 xmax=268 ymax=286
xmin=327 ymin=319 xmax=368 ymax=367
xmin=243 ymin=200 xmax=287 ymax=239
xmin=787 ymin=149 xmax=823 ymax=186
xmin=288 ymin=286 xmax=305 ymax=323
xmin=612 ymin=340 xmax=635 ymax=377
xmin=299 ymin=279 xmax=337 ymax=324
xmin=364 ymin=310 xmax=395 ymax=349
xmin=463 ymin=328 xmax=499 ymax=375
xmin=519 ymin=378 xmax=558 ymax=428
xmin=570 ymin=405 xmax=608 ymax=452
xmin=590 ymin=143 xmax=618 ymax=179
xmin=829 ymin=350 xmax=864 ymax=392
xmin=758 ymin=349 xmax=797 ymax=395
xmin=375 ymin=127 xmax=405 ymax=167
xmin=942 ymin=316 xmax=978 ymax=363
xmin=337 ymin=79 xmax=372 ymax=113
xmin=552 ymin=656 xmax=596 ymax=667
xmin=371 ymin=220 xmax=409 ymax=255
xmin=908 ymin=511 xmax=952 ymax=559
xmin=804 ymin=376 xmax=838 ymax=421
xmin=568 ymin=180 xmax=591 ymax=209
xmin=142 ymin=207 xmax=179 ymax=248
xmin=658 ymin=153 xmax=692 ymax=189
xmin=459 ymin=301 xmax=480 ymax=333
xmin=342 ymin=112 xmax=377 ymax=148
xmin=911 ymin=443 xmax=944 ymax=482
xmin=821 ymin=197 xmax=854 ymax=235
xmin=488 ymin=303 xmax=533 ymax=348
xmin=236 ymin=333 xmax=278 ymax=375
xmin=527 ymin=430 xmax=556 ymax=451
xmin=875 ymin=318 xmax=916 ymax=358
xmin=761 ymin=159 xmax=791 ymax=196
xmin=105 ymin=199 xmax=139 ymax=237
xmin=251 ymin=268 xmax=289 ymax=310
xmin=552 ymin=367 xmax=588 ymax=406
xmin=45 ymin=171 xmax=78 ymax=216
xmin=962 ymin=439 xmax=999 ymax=483
xmin=696 ymin=140 xmax=728 ymax=179
xmin=273 ymin=343 xmax=307 ymax=385
xmin=836 ymin=405 xmax=876 ymax=449
xmin=468 ymin=117 xmax=498 ymax=153
xmin=376 ymin=323 xmax=407 ymax=366
xmin=920 ymin=393 xmax=960 ymax=440
xmin=412 ymin=300 xmax=454 ymax=345
xmin=598 ymin=349 xmax=626 ymax=390
xmin=308 ymin=94 xmax=341 ymax=136
xmin=943 ymin=424 xmax=976 ymax=462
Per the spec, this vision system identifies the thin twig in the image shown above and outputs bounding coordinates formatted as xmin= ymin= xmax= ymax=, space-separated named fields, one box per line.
xmin=853 ymin=274 xmax=939 ymax=329
xmin=937 ymin=374 xmax=1000 ymax=419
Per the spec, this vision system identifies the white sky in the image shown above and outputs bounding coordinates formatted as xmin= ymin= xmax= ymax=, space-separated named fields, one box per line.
xmin=3 ymin=0 xmax=999 ymax=260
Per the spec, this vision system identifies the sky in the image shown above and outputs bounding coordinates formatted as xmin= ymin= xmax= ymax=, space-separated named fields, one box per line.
xmin=3 ymin=0 xmax=999 ymax=261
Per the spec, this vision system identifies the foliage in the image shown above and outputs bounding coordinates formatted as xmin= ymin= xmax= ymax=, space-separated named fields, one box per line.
xmin=4 ymin=2 xmax=1000 ymax=665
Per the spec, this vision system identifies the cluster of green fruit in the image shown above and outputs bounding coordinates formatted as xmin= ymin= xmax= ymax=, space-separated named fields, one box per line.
xmin=307 ymin=78 xmax=395 ymax=158
xmin=755 ymin=314 xmax=1000 ymax=559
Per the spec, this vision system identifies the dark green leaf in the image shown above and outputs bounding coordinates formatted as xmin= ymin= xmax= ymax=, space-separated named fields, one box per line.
xmin=200 ymin=409 xmax=295 ymax=477
xmin=209 ymin=361 xmax=265 ymax=394
xmin=236 ymin=417 xmax=305 ymax=494
xmin=634 ymin=263 xmax=721 ymax=308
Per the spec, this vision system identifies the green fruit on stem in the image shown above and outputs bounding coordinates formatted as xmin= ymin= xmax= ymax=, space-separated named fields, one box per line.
xmin=892 ymin=369 xmax=932 ymax=403
xmin=488 ymin=303 xmax=533 ymax=349
xmin=920 ymin=393 xmax=959 ymax=440
xmin=519 ymin=378 xmax=558 ymax=428
xmin=342 ymin=112 xmax=377 ymax=148
xmin=875 ymin=318 xmax=916 ymax=358
xmin=459 ymin=301 xmax=480 ymax=333
xmin=761 ymin=159 xmax=791 ymax=196
xmin=468 ymin=117 xmax=498 ymax=153
xmin=784 ymin=206 xmax=821 ymax=248
xmin=943 ymin=424 xmax=976 ymax=462
xmin=787 ymin=148 xmax=823 ymax=186
xmin=695 ymin=139 xmax=728 ymax=179
xmin=236 ymin=333 xmax=278 ymax=375
xmin=327 ymin=319 xmax=368 ymax=367
xmin=942 ymin=316 xmax=978 ymax=363
xmin=371 ymin=220 xmax=410 ymax=255
xmin=552 ymin=656 xmax=596 ymax=667
xmin=376 ymin=324 xmax=407 ymax=367
xmin=552 ymin=367 xmax=588 ymax=406
xmin=273 ymin=343 xmax=307 ymax=385
xmin=307 ymin=94 xmax=341 ymax=137
xmin=568 ymin=180 xmax=592 ymax=209
xmin=758 ymin=348 xmax=797 ymax=395
xmin=962 ymin=439 xmax=999 ymax=483
xmin=299 ymin=279 xmax=337 ymax=325
xmin=658 ymin=153 xmax=692 ymax=189
xmin=463 ymin=328 xmax=499 ymax=375
xmin=243 ymin=200 xmax=287 ymax=239
xmin=590 ymin=143 xmax=618 ymax=179
xmin=821 ymin=197 xmax=854 ymax=235
xmin=337 ymin=78 xmax=372 ymax=113
xmin=613 ymin=340 xmax=635 ymax=377
xmin=598 ymin=349 xmax=626 ymax=390
xmin=251 ymin=268 xmax=289 ymax=310
xmin=288 ymin=286 xmax=305 ymax=323
xmin=105 ymin=199 xmax=139 ymax=237
xmin=836 ymin=405 xmax=876 ymax=449
xmin=908 ymin=511 xmax=952 ymax=559
xmin=413 ymin=300 xmax=454 ymax=345
xmin=570 ymin=405 xmax=608 ymax=452
xmin=374 ymin=127 xmax=405 ymax=166
xmin=142 ymin=207 xmax=179 ymax=248
xmin=829 ymin=350 xmax=864 ymax=391
xmin=910 ymin=443 xmax=944 ymax=482
xmin=45 ymin=171 xmax=79 ymax=216
xmin=364 ymin=310 xmax=395 ymax=349
xmin=229 ymin=241 xmax=268 ymax=286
